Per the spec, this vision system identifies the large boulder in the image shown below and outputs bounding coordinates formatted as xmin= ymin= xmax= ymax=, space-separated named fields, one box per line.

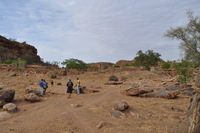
xmin=0 ymin=100 xmax=6 ymax=107
xmin=25 ymin=88 xmax=40 ymax=96
xmin=141 ymin=91 xmax=180 ymax=99
xmin=121 ymin=87 xmax=153 ymax=96
xmin=0 ymin=88 xmax=15 ymax=103
xmin=3 ymin=103 xmax=17 ymax=113
xmin=114 ymin=101 xmax=129 ymax=111
xmin=166 ymin=85 xmax=180 ymax=91
xmin=25 ymin=93 xmax=40 ymax=102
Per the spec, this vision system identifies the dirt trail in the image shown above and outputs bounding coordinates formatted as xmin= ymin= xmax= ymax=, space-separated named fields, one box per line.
xmin=0 ymin=71 xmax=191 ymax=133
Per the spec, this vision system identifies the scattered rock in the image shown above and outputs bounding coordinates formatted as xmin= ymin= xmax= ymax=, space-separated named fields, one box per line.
xmin=10 ymin=73 xmax=17 ymax=76
xmin=108 ymin=75 xmax=118 ymax=81
xmin=87 ymin=89 xmax=101 ymax=93
xmin=57 ymin=83 xmax=62 ymax=86
xmin=25 ymin=93 xmax=40 ymax=102
xmin=3 ymin=103 xmax=17 ymax=113
xmin=25 ymin=88 xmax=40 ymax=96
xmin=0 ymin=112 xmax=11 ymax=121
xmin=121 ymin=87 xmax=153 ymax=96
xmin=0 ymin=88 xmax=15 ymax=102
xmin=110 ymin=110 xmax=125 ymax=118
xmin=0 ymin=99 xmax=6 ymax=107
xmin=166 ymin=85 xmax=180 ymax=91
xmin=114 ymin=101 xmax=129 ymax=111
xmin=141 ymin=91 xmax=180 ymax=99
xmin=104 ymin=81 xmax=123 ymax=85
xmin=96 ymin=121 xmax=106 ymax=129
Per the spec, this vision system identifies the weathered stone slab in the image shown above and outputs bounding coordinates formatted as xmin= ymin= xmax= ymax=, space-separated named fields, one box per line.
xmin=105 ymin=81 xmax=123 ymax=85
xmin=0 ymin=88 xmax=15 ymax=102
xmin=110 ymin=110 xmax=125 ymax=118
xmin=25 ymin=93 xmax=40 ymax=102
xmin=141 ymin=91 xmax=180 ymax=99
xmin=121 ymin=87 xmax=153 ymax=96
xmin=3 ymin=103 xmax=17 ymax=113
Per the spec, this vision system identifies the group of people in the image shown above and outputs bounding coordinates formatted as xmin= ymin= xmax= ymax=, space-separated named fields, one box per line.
xmin=66 ymin=78 xmax=81 ymax=98
xmin=39 ymin=79 xmax=48 ymax=96
xmin=39 ymin=78 xmax=81 ymax=98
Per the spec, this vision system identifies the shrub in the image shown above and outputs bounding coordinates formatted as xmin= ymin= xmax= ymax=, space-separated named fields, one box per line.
xmin=161 ymin=62 xmax=171 ymax=69
xmin=49 ymin=69 xmax=59 ymax=79
xmin=4 ymin=59 xmax=13 ymax=64
xmin=173 ymin=60 xmax=193 ymax=87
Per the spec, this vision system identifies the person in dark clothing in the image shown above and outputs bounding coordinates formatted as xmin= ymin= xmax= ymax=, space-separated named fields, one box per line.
xmin=66 ymin=79 xmax=74 ymax=98
xmin=51 ymin=80 xmax=54 ymax=86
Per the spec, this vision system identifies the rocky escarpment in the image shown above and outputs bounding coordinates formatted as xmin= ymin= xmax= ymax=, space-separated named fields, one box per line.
xmin=0 ymin=35 xmax=42 ymax=63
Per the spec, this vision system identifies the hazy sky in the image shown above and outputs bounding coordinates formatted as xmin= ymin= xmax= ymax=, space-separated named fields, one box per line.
xmin=0 ymin=0 xmax=200 ymax=64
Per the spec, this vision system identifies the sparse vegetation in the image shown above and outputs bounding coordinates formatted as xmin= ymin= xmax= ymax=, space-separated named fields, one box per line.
xmin=4 ymin=59 xmax=13 ymax=64
xmin=134 ymin=50 xmax=163 ymax=70
xmin=49 ymin=69 xmax=59 ymax=79
xmin=161 ymin=62 xmax=171 ymax=69
xmin=172 ymin=60 xmax=193 ymax=87
xmin=61 ymin=58 xmax=88 ymax=69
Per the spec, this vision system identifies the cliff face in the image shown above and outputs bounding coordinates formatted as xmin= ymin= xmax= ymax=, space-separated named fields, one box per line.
xmin=0 ymin=35 xmax=42 ymax=63
xmin=87 ymin=62 xmax=114 ymax=68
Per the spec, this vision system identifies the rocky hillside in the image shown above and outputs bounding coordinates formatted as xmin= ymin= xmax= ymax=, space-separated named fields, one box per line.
xmin=0 ymin=35 xmax=42 ymax=64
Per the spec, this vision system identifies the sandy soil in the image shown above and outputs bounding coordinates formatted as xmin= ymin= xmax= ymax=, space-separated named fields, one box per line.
xmin=0 ymin=70 xmax=191 ymax=133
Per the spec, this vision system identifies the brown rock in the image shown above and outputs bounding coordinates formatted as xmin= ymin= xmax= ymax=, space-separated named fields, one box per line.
xmin=0 ymin=88 xmax=15 ymax=102
xmin=25 ymin=93 xmax=40 ymax=102
xmin=105 ymin=81 xmax=123 ymax=85
xmin=114 ymin=101 xmax=129 ymax=111
xmin=142 ymin=91 xmax=180 ymax=99
xmin=121 ymin=87 xmax=153 ymax=96
xmin=3 ymin=103 xmax=17 ymax=113
xmin=110 ymin=110 xmax=125 ymax=118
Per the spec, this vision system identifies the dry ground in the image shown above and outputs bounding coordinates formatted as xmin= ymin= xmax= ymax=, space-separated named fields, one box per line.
xmin=0 ymin=70 xmax=191 ymax=133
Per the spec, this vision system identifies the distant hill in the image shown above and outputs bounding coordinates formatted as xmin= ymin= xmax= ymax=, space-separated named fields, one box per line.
xmin=0 ymin=35 xmax=42 ymax=64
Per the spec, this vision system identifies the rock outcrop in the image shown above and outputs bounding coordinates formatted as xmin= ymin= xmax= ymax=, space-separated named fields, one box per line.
xmin=0 ymin=88 xmax=15 ymax=104
xmin=87 ymin=62 xmax=113 ymax=69
xmin=0 ymin=35 xmax=42 ymax=63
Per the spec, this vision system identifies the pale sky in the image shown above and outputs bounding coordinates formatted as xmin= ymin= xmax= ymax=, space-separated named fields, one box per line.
xmin=0 ymin=0 xmax=200 ymax=64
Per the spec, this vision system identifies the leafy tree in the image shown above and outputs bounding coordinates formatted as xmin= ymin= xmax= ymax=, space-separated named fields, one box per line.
xmin=134 ymin=50 xmax=162 ymax=70
xmin=172 ymin=60 xmax=193 ymax=87
xmin=165 ymin=11 xmax=200 ymax=63
xmin=61 ymin=58 xmax=88 ymax=69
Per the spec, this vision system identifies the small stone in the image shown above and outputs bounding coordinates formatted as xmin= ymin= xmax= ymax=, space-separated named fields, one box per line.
xmin=3 ymin=103 xmax=17 ymax=113
xmin=96 ymin=121 xmax=106 ymax=129
xmin=110 ymin=110 xmax=125 ymax=118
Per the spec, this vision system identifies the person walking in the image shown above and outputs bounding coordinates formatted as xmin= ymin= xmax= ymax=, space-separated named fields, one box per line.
xmin=51 ymin=80 xmax=54 ymax=87
xmin=39 ymin=79 xmax=44 ymax=96
xmin=76 ymin=78 xmax=81 ymax=94
xmin=66 ymin=79 xmax=74 ymax=98
xmin=43 ymin=79 xmax=48 ymax=95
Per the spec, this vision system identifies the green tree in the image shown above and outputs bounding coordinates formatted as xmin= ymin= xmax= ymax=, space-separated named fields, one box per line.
xmin=61 ymin=58 xmax=88 ymax=69
xmin=134 ymin=50 xmax=162 ymax=70
xmin=172 ymin=60 xmax=193 ymax=87
xmin=165 ymin=11 xmax=200 ymax=63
